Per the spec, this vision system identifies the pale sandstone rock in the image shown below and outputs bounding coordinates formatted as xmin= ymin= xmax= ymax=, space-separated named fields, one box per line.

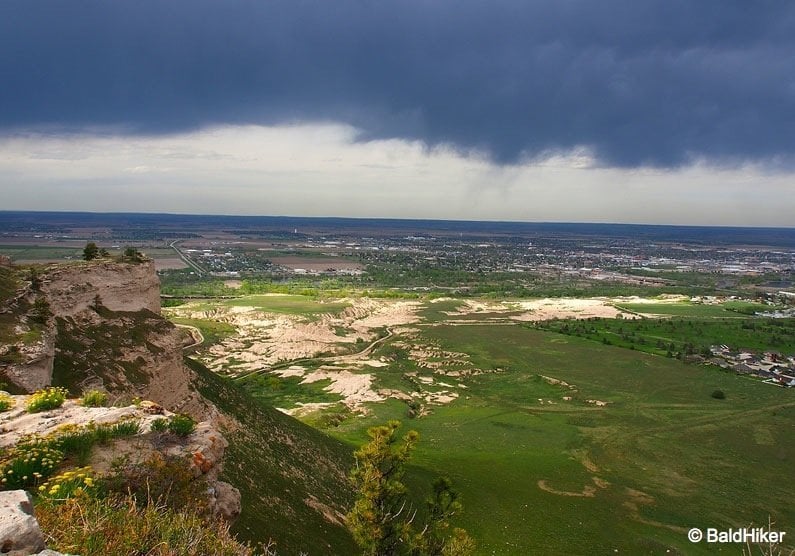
xmin=39 ymin=260 xmax=161 ymax=317
xmin=0 ymin=490 xmax=45 ymax=556
xmin=211 ymin=481 xmax=242 ymax=521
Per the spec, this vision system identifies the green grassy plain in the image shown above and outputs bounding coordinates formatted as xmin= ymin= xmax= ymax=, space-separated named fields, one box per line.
xmin=615 ymin=301 xmax=762 ymax=318
xmin=0 ymin=245 xmax=82 ymax=260
xmin=325 ymin=325 xmax=794 ymax=555
xmin=181 ymin=292 xmax=795 ymax=554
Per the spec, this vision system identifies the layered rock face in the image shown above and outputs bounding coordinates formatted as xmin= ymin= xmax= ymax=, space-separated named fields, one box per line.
xmin=39 ymin=260 xmax=161 ymax=317
xmin=0 ymin=260 xmax=206 ymax=417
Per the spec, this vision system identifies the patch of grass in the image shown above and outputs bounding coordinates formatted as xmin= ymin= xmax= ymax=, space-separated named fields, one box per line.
xmin=80 ymin=390 xmax=108 ymax=407
xmin=615 ymin=301 xmax=746 ymax=318
xmin=238 ymin=373 xmax=343 ymax=408
xmin=53 ymin=419 xmax=142 ymax=465
xmin=150 ymin=418 xmax=169 ymax=432
xmin=169 ymin=317 xmax=236 ymax=347
xmin=538 ymin=316 xmax=795 ymax=356
xmin=167 ymin=414 xmax=196 ymax=437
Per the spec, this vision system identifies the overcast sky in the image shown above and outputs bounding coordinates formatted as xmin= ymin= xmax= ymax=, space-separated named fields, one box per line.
xmin=2 ymin=1 xmax=794 ymax=226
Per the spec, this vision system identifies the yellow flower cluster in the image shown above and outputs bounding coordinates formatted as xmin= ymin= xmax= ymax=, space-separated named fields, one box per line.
xmin=0 ymin=438 xmax=63 ymax=489
xmin=0 ymin=392 xmax=14 ymax=412
xmin=38 ymin=466 xmax=96 ymax=501
xmin=26 ymin=387 xmax=69 ymax=413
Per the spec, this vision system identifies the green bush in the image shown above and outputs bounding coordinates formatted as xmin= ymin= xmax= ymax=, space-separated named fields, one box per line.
xmin=167 ymin=414 xmax=196 ymax=437
xmin=80 ymin=390 xmax=108 ymax=408
xmin=26 ymin=387 xmax=69 ymax=413
xmin=150 ymin=418 xmax=168 ymax=432
xmin=711 ymin=389 xmax=726 ymax=400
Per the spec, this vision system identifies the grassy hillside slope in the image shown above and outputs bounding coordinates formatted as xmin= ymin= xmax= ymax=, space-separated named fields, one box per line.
xmin=188 ymin=357 xmax=358 ymax=555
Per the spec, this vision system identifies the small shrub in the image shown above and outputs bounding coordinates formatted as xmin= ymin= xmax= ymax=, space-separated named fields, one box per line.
xmin=80 ymin=390 xmax=108 ymax=407
xmin=167 ymin=414 xmax=196 ymax=437
xmin=102 ymin=454 xmax=209 ymax=514
xmin=0 ymin=436 xmax=63 ymax=489
xmin=37 ymin=466 xmax=97 ymax=502
xmin=711 ymin=389 xmax=726 ymax=400
xmin=150 ymin=418 xmax=168 ymax=432
xmin=0 ymin=392 xmax=14 ymax=412
xmin=26 ymin=387 xmax=69 ymax=413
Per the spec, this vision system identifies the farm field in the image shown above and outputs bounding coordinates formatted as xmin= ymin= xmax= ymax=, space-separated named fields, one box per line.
xmin=170 ymin=292 xmax=795 ymax=554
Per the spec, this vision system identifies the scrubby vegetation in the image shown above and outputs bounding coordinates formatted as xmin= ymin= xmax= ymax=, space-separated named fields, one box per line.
xmin=35 ymin=455 xmax=251 ymax=556
xmin=0 ymin=418 xmax=142 ymax=489
xmin=80 ymin=389 xmax=108 ymax=407
xmin=167 ymin=413 xmax=196 ymax=436
xmin=0 ymin=391 xmax=14 ymax=411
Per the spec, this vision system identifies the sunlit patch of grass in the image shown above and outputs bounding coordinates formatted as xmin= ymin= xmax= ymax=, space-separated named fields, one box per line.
xmin=79 ymin=390 xmax=108 ymax=407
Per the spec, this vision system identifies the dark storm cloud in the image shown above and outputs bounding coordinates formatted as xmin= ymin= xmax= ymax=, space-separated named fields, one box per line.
xmin=1 ymin=0 xmax=794 ymax=167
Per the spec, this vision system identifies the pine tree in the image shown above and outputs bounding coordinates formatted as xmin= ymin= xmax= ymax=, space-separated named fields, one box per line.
xmin=347 ymin=420 xmax=474 ymax=556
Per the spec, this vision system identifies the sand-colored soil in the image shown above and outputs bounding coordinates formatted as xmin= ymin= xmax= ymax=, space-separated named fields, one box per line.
xmin=167 ymin=297 xmax=421 ymax=376
xmin=509 ymin=298 xmax=632 ymax=321
xmin=170 ymin=295 xmax=659 ymax=413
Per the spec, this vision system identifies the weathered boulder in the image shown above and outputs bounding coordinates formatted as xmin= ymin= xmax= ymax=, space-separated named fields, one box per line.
xmin=0 ymin=490 xmax=45 ymax=556
xmin=211 ymin=481 xmax=242 ymax=521
xmin=0 ymin=329 xmax=55 ymax=393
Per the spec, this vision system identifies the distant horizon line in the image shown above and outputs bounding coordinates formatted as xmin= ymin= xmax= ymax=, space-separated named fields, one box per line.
xmin=1 ymin=209 xmax=794 ymax=231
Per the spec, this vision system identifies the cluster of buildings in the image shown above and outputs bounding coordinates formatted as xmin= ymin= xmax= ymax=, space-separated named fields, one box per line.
xmin=709 ymin=346 xmax=795 ymax=387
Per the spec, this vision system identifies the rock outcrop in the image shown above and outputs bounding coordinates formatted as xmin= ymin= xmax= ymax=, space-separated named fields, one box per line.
xmin=0 ymin=490 xmax=45 ymax=556
xmin=1 ymin=395 xmax=239 ymax=523
xmin=0 ymin=259 xmax=206 ymax=417
xmin=38 ymin=260 xmax=161 ymax=317
xmin=1 ymin=330 xmax=55 ymax=393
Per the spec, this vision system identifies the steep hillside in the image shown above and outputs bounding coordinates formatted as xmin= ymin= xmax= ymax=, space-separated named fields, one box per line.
xmin=189 ymin=357 xmax=357 ymax=554
xmin=1 ymin=259 xmax=358 ymax=554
